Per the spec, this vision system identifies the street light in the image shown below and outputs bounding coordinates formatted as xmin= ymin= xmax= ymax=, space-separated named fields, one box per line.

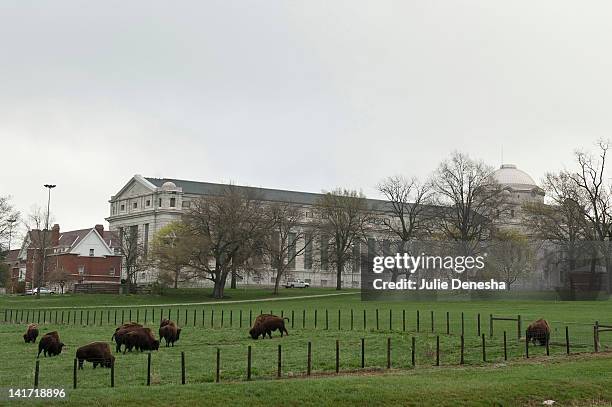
xmin=7 ymin=217 xmax=17 ymax=251
xmin=38 ymin=184 xmax=56 ymax=298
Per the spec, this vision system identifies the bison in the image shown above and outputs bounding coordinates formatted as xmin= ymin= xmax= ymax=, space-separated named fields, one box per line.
xmin=159 ymin=322 xmax=181 ymax=347
xmin=37 ymin=332 xmax=64 ymax=358
xmin=112 ymin=323 xmax=144 ymax=353
xmin=23 ymin=323 xmax=39 ymax=343
xmin=160 ymin=319 xmax=172 ymax=328
xmin=76 ymin=342 xmax=115 ymax=369
xmin=526 ymin=319 xmax=551 ymax=346
xmin=249 ymin=314 xmax=289 ymax=339
xmin=122 ymin=327 xmax=159 ymax=353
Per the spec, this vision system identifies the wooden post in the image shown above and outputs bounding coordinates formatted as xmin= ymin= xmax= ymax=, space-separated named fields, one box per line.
xmin=335 ymin=340 xmax=340 ymax=373
xmin=503 ymin=331 xmax=507 ymax=361
xmin=363 ymin=309 xmax=366 ymax=330
xmin=416 ymin=310 xmax=420 ymax=332
xmin=546 ymin=336 xmax=550 ymax=356
xmin=517 ymin=315 xmax=522 ymax=340
xmin=120 ymin=309 xmax=123 ymax=324
xmin=402 ymin=309 xmax=406 ymax=332
xmin=411 ymin=337 xmax=416 ymax=366
xmin=277 ymin=345 xmax=282 ymax=378
xmin=389 ymin=309 xmax=392 ymax=331
xmin=202 ymin=309 xmax=205 ymax=327
xmin=194 ymin=309 xmax=197 ymax=327
xmin=68 ymin=310 xmax=71 ymax=325
xmin=114 ymin=309 xmax=117 ymax=325
xmin=230 ymin=310 xmax=233 ymax=328
xmin=240 ymin=310 xmax=243 ymax=328
xmin=249 ymin=310 xmax=252 ymax=327
xmin=60 ymin=310 xmax=63 ymax=324
xmin=376 ymin=309 xmax=379 ymax=330
xmin=489 ymin=314 xmax=493 ymax=338
xmin=315 ymin=309 xmax=318 ymax=329
xmin=351 ymin=309 xmax=354 ymax=330
xmin=129 ymin=309 xmax=131 ymax=322
xmin=431 ymin=310 xmax=434 ymax=333
xmin=387 ymin=337 xmax=391 ymax=369
xmin=246 ymin=346 xmax=251 ymax=381
xmin=481 ymin=334 xmax=486 ymax=362
xmin=477 ymin=313 xmax=481 ymax=337
xmin=338 ymin=309 xmax=341 ymax=330
xmin=436 ymin=336 xmax=440 ymax=366
xmin=147 ymin=353 xmax=151 ymax=386
xmin=307 ymin=342 xmax=312 ymax=376
xmin=145 ymin=309 xmax=148 ymax=324
xmin=136 ymin=309 xmax=139 ymax=323
xmin=221 ymin=310 xmax=224 ymax=328
xmin=216 ymin=348 xmax=221 ymax=383
xmin=525 ymin=330 xmax=529 ymax=358
xmin=460 ymin=335 xmax=464 ymax=365
xmin=110 ymin=358 xmax=115 ymax=387
xmin=181 ymin=352 xmax=186 ymax=384
xmin=325 ymin=309 xmax=329 ymax=330
xmin=446 ymin=312 xmax=450 ymax=335
xmin=292 ymin=310 xmax=295 ymax=329
xmin=35 ymin=360 xmax=40 ymax=388
xmin=594 ymin=323 xmax=599 ymax=353
xmin=73 ymin=358 xmax=77 ymax=389
xmin=566 ymin=326 xmax=570 ymax=355
xmin=461 ymin=312 xmax=465 ymax=336
xmin=211 ymin=309 xmax=214 ymax=328
xmin=303 ymin=309 xmax=306 ymax=329
xmin=361 ymin=338 xmax=365 ymax=368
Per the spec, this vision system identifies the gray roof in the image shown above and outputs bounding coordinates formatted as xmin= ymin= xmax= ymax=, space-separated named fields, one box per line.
xmin=145 ymin=177 xmax=391 ymax=210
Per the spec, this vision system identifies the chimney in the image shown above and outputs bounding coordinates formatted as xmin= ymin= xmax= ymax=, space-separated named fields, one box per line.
xmin=51 ymin=224 xmax=60 ymax=247
xmin=95 ymin=224 xmax=104 ymax=237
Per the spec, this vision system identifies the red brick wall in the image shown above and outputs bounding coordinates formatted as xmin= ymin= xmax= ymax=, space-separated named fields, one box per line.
xmin=53 ymin=254 xmax=122 ymax=283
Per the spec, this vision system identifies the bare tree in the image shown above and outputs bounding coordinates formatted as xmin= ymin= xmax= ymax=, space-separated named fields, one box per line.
xmin=183 ymin=185 xmax=269 ymax=299
xmin=119 ymin=225 xmax=148 ymax=294
xmin=569 ymin=140 xmax=612 ymax=293
xmin=488 ymin=230 xmax=535 ymax=290
xmin=261 ymin=202 xmax=313 ymax=295
xmin=377 ymin=175 xmax=434 ymax=282
xmin=315 ymin=189 xmax=373 ymax=290
xmin=432 ymin=152 xmax=507 ymax=257
xmin=0 ymin=196 xmax=20 ymax=252
xmin=46 ymin=266 xmax=72 ymax=294
xmin=24 ymin=207 xmax=53 ymax=298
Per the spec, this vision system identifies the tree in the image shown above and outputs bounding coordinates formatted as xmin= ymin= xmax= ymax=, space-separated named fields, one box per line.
xmin=150 ymin=222 xmax=194 ymax=289
xmin=46 ymin=267 xmax=72 ymax=294
xmin=568 ymin=140 xmax=612 ymax=293
xmin=432 ymin=152 xmax=507 ymax=258
xmin=261 ymin=202 xmax=313 ymax=295
xmin=119 ymin=225 xmax=148 ymax=294
xmin=488 ymin=230 xmax=535 ymax=289
xmin=0 ymin=196 xmax=20 ymax=252
xmin=24 ymin=207 xmax=53 ymax=299
xmin=183 ymin=185 xmax=269 ymax=299
xmin=377 ymin=175 xmax=434 ymax=282
xmin=315 ymin=189 xmax=373 ymax=290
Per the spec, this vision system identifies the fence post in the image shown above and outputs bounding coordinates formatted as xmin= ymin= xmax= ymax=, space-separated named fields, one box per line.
xmin=446 ymin=312 xmax=450 ymax=335
xmin=325 ymin=309 xmax=329 ymax=330
xmin=416 ymin=310 xmax=420 ymax=332
xmin=461 ymin=312 xmax=465 ymax=336
xmin=216 ymin=348 xmax=221 ymax=383
xmin=546 ymin=335 xmax=550 ymax=356
xmin=376 ymin=309 xmax=379 ymax=330
xmin=194 ymin=309 xmax=197 ymax=327
xmin=351 ymin=309 xmax=354 ymax=331
xmin=361 ymin=338 xmax=365 ymax=368
xmin=389 ymin=309 xmax=392 ymax=331
xmin=338 ymin=309 xmax=341 ymax=330
xmin=431 ymin=311 xmax=434 ymax=333
xmin=230 ymin=310 xmax=233 ymax=328
xmin=277 ymin=345 xmax=282 ymax=378
xmin=307 ymin=342 xmax=312 ymax=376
xmin=387 ymin=337 xmax=391 ymax=369
xmin=211 ymin=310 xmax=214 ymax=328
xmin=402 ymin=309 xmax=406 ymax=332
xmin=517 ymin=315 xmax=522 ymax=340
xmin=566 ymin=326 xmax=570 ymax=355
xmin=180 ymin=351 xmax=186 ymax=384
xmin=503 ymin=331 xmax=507 ymax=361
xmin=246 ymin=346 xmax=251 ymax=381
xmin=411 ymin=337 xmax=416 ymax=366
xmin=221 ymin=310 xmax=224 ymax=328
xmin=594 ymin=322 xmax=599 ymax=353
xmin=481 ymin=334 xmax=486 ymax=362
xmin=249 ymin=310 xmax=252 ymax=327
xmin=525 ymin=330 xmax=529 ymax=358
xmin=303 ymin=309 xmax=306 ymax=329
xmin=335 ymin=340 xmax=340 ymax=373
xmin=363 ymin=309 xmax=366 ymax=330
xmin=489 ymin=314 xmax=493 ymax=338
xmin=240 ymin=310 xmax=243 ymax=328
xmin=147 ymin=353 xmax=151 ymax=386
xmin=110 ymin=358 xmax=115 ymax=387
xmin=460 ymin=335 xmax=464 ymax=365
xmin=477 ymin=313 xmax=481 ymax=336
xmin=292 ymin=310 xmax=295 ymax=329
xmin=34 ymin=360 xmax=40 ymax=388
xmin=436 ymin=336 xmax=440 ymax=366
xmin=315 ymin=309 xmax=318 ymax=329
xmin=73 ymin=358 xmax=77 ymax=389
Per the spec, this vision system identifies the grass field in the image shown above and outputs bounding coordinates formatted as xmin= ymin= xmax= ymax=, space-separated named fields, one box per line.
xmin=1 ymin=289 xmax=611 ymax=406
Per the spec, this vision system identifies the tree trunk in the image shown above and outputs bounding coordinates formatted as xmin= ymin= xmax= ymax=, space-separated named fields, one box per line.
xmin=212 ymin=270 xmax=228 ymax=299
xmin=336 ymin=261 xmax=343 ymax=290
xmin=174 ymin=269 xmax=179 ymax=289
xmin=230 ymin=269 xmax=237 ymax=289
xmin=273 ymin=270 xmax=281 ymax=295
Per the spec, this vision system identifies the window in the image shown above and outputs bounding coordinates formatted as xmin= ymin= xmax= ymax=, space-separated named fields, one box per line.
xmin=89 ymin=249 xmax=94 ymax=256
xmin=78 ymin=266 xmax=85 ymax=275
xmin=133 ymin=202 xmax=138 ymax=209
xmin=109 ymin=268 xmax=115 ymax=276
xmin=320 ymin=236 xmax=329 ymax=271
xmin=146 ymin=199 xmax=151 ymax=207
xmin=288 ymin=232 xmax=296 ymax=270
xmin=120 ymin=204 xmax=125 ymax=211
xmin=182 ymin=201 xmax=190 ymax=208
xmin=304 ymin=233 xmax=313 ymax=269
xmin=510 ymin=209 xmax=515 ymax=218
xmin=170 ymin=197 xmax=176 ymax=207
xmin=158 ymin=198 xmax=162 ymax=207
xmin=144 ymin=223 xmax=149 ymax=256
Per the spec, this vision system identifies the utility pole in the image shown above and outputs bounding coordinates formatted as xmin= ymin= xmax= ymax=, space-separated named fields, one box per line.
xmin=38 ymin=184 xmax=56 ymax=299
xmin=7 ymin=217 xmax=17 ymax=251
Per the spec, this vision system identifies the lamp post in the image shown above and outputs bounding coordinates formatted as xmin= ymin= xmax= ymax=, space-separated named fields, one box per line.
xmin=38 ymin=184 xmax=56 ymax=298
xmin=7 ymin=217 xmax=17 ymax=251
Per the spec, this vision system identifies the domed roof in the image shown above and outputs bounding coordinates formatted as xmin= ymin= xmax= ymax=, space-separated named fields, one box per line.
xmin=492 ymin=164 xmax=538 ymax=188
xmin=161 ymin=181 xmax=177 ymax=190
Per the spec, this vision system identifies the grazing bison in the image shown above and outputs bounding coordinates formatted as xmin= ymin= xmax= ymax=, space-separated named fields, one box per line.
xmin=526 ymin=319 xmax=551 ymax=346
xmin=159 ymin=323 xmax=181 ymax=347
xmin=76 ymin=342 xmax=115 ymax=369
xmin=122 ymin=327 xmax=159 ymax=353
xmin=37 ymin=332 xmax=64 ymax=358
xmin=23 ymin=323 xmax=39 ymax=343
xmin=249 ymin=314 xmax=289 ymax=339
xmin=160 ymin=319 xmax=172 ymax=328
xmin=111 ymin=323 xmax=144 ymax=353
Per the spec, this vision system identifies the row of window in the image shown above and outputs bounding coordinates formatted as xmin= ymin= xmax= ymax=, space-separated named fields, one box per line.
xmin=76 ymin=265 xmax=115 ymax=276
xmin=113 ymin=197 xmax=182 ymax=214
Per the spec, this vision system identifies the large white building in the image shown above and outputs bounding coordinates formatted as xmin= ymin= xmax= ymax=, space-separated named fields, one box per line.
xmin=106 ymin=165 xmax=546 ymax=288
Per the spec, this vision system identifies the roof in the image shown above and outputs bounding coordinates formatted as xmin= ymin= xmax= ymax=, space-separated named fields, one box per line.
xmin=58 ymin=229 xmax=120 ymax=249
xmin=2 ymin=249 xmax=19 ymax=263
xmin=145 ymin=177 xmax=392 ymax=209
xmin=492 ymin=164 xmax=538 ymax=189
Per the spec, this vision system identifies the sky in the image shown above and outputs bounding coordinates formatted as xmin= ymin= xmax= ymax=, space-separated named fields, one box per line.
xmin=1 ymin=1 xmax=611 ymax=235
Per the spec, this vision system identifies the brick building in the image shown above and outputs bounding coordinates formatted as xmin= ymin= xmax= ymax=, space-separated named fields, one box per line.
xmin=6 ymin=224 xmax=122 ymax=292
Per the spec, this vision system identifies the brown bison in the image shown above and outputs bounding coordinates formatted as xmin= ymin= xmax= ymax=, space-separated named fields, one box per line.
xmin=37 ymin=332 xmax=64 ymax=358
xmin=249 ymin=314 xmax=289 ymax=339
xmin=23 ymin=323 xmax=39 ymax=343
xmin=159 ymin=322 xmax=181 ymax=347
xmin=111 ymin=323 xmax=144 ymax=353
xmin=526 ymin=319 xmax=551 ymax=346
xmin=122 ymin=327 xmax=160 ymax=353
xmin=160 ymin=318 xmax=172 ymax=328
xmin=76 ymin=342 xmax=115 ymax=369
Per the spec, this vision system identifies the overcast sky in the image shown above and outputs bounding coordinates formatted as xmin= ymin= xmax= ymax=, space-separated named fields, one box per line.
xmin=1 ymin=1 xmax=611 ymax=234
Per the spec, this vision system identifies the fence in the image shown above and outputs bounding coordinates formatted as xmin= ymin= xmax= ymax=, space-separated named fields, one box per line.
xmin=23 ymin=328 xmax=611 ymax=390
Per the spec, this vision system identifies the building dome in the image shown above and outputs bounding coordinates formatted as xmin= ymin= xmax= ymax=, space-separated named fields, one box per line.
xmin=492 ymin=164 xmax=538 ymax=188
xmin=161 ymin=181 xmax=177 ymax=190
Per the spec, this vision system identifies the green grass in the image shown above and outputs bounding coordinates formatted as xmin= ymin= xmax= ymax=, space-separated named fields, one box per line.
xmin=1 ymin=291 xmax=612 ymax=406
